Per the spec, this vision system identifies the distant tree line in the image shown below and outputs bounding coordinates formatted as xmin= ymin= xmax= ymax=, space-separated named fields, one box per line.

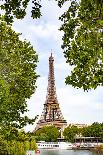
xmin=63 ymin=122 xmax=103 ymax=142
xmin=33 ymin=123 xmax=103 ymax=143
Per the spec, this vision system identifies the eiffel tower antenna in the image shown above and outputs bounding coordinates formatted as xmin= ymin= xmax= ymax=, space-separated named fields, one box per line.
xmin=35 ymin=53 xmax=67 ymax=131
xmin=50 ymin=49 xmax=53 ymax=57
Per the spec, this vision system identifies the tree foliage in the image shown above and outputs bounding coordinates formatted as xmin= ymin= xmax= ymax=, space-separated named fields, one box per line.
xmin=0 ymin=129 xmax=37 ymax=155
xmin=63 ymin=125 xmax=79 ymax=142
xmin=0 ymin=0 xmax=42 ymax=24
xmin=0 ymin=21 xmax=38 ymax=129
xmin=34 ymin=126 xmax=59 ymax=142
xmin=81 ymin=122 xmax=103 ymax=139
xmin=0 ymin=0 xmax=65 ymax=24
xmin=63 ymin=123 xmax=103 ymax=142
xmin=60 ymin=0 xmax=103 ymax=91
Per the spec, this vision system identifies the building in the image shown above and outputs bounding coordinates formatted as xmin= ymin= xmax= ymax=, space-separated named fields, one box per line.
xmin=35 ymin=53 xmax=67 ymax=131
xmin=69 ymin=123 xmax=88 ymax=128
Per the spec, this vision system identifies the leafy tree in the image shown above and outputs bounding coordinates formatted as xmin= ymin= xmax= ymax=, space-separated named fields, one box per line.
xmin=0 ymin=128 xmax=37 ymax=154
xmin=81 ymin=126 xmax=92 ymax=137
xmin=81 ymin=122 xmax=103 ymax=139
xmin=63 ymin=125 xmax=79 ymax=142
xmin=34 ymin=126 xmax=59 ymax=142
xmin=0 ymin=133 xmax=7 ymax=154
xmin=0 ymin=0 xmax=42 ymax=24
xmin=60 ymin=0 xmax=103 ymax=91
xmin=0 ymin=0 xmax=63 ymax=24
xmin=90 ymin=122 xmax=103 ymax=137
xmin=0 ymin=21 xmax=38 ymax=129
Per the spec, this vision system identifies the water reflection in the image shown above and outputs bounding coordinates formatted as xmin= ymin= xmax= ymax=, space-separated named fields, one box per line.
xmin=41 ymin=149 xmax=60 ymax=155
xmin=39 ymin=149 xmax=98 ymax=155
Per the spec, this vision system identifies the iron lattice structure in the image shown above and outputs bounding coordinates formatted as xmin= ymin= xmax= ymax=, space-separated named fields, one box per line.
xmin=35 ymin=53 xmax=67 ymax=130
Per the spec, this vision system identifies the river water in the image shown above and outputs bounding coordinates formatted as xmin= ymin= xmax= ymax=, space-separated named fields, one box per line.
xmin=38 ymin=149 xmax=102 ymax=155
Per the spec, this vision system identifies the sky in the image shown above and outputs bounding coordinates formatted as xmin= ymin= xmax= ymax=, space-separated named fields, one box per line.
xmin=12 ymin=0 xmax=103 ymax=131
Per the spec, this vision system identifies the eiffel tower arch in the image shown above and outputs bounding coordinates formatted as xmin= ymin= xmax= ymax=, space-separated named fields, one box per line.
xmin=35 ymin=53 xmax=67 ymax=132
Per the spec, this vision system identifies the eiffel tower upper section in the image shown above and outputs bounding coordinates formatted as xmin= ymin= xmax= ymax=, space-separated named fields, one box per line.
xmin=35 ymin=53 xmax=67 ymax=130
xmin=46 ymin=53 xmax=58 ymax=105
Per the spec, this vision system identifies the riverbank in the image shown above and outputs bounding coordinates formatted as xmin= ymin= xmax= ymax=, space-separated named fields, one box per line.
xmin=90 ymin=145 xmax=103 ymax=154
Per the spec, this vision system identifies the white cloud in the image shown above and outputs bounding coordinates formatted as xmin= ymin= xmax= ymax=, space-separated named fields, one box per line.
xmin=93 ymin=103 xmax=103 ymax=110
xmin=41 ymin=0 xmax=71 ymax=22
xmin=55 ymin=62 xmax=69 ymax=70
xmin=12 ymin=0 xmax=65 ymax=50
xmin=28 ymin=22 xmax=63 ymax=43
xmin=56 ymin=86 xmax=103 ymax=124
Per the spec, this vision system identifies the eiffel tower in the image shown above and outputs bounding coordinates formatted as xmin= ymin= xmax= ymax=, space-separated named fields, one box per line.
xmin=35 ymin=53 xmax=67 ymax=131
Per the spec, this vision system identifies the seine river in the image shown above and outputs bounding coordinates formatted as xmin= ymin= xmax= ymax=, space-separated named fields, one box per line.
xmin=38 ymin=149 xmax=102 ymax=155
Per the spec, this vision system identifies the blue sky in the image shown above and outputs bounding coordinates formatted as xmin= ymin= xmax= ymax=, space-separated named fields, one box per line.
xmin=12 ymin=0 xmax=103 ymax=131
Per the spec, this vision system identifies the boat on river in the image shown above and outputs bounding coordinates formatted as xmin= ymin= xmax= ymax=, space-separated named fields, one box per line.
xmin=72 ymin=143 xmax=96 ymax=150
xmin=37 ymin=141 xmax=73 ymax=149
